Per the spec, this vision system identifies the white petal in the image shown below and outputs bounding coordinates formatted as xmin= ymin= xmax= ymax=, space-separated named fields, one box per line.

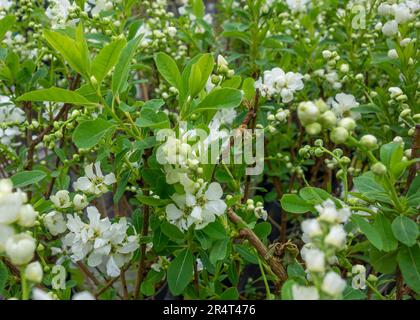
xmin=106 ymin=256 xmax=121 ymax=277
xmin=94 ymin=162 xmax=104 ymax=178
xmin=87 ymin=252 xmax=103 ymax=267
xmin=84 ymin=163 xmax=95 ymax=179
xmin=104 ymin=173 xmax=116 ymax=185
xmin=74 ymin=177 xmax=92 ymax=191
xmin=205 ymin=199 xmax=227 ymax=216
xmin=166 ymin=204 xmax=183 ymax=220
xmin=205 ymin=182 xmax=223 ymax=200
xmin=190 ymin=206 xmax=202 ymax=221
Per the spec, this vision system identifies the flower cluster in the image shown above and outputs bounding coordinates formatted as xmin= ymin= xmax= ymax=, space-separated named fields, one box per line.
xmin=297 ymin=93 xmax=360 ymax=144
xmin=292 ymin=199 xmax=351 ymax=300
xmin=63 ymin=206 xmax=139 ymax=277
xmin=255 ymin=67 xmax=304 ymax=103
xmin=378 ymin=0 xmax=419 ymax=37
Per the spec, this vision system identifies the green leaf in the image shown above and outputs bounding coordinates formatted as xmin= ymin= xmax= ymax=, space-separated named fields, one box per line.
xmin=191 ymin=88 xmax=242 ymax=114
xmin=16 ymin=87 xmax=93 ymax=105
xmin=353 ymin=172 xmax=385 ymax=194
xmin=242 ymin=77 xmax=255 ymax=101
xmin=75 ymin=23 xmax=91 ymax=76
xmin=373 ymin=214 xmax=398 ymax=252
xmin=370 ymin=246 xmax=397 ymax=274
xmin=391 ymin=216 xmax=418 ymax=247
xmin=44 ymin=29 xmax=86 ymax=76
xmin=280 ymin=194 xmax=313 ymax=214
xmin=0 ymin=260 xmax=9 ymax=293
xmin=136 ymin=195 xmax=171 ymax=207
xmin=135 ymin=109 xmax=170 ymax=129
xmin=397 ymin=245 xmax=420 ymax=293
xmin=299 ymin=187 xmax=331 ymax=204
xmin=154 ymin=52 xmax=183 ymax=92
xmin=352 ymin=215 xmax=383 ymax=250
xmin=188 ymin=54 xmax=214 ymax=97
xmin=202 ymin=221 xmax=228 ymax=240
xmin=112 ymin=36 xmax=141 ymax=95
xmin=167 ymin=248 xmax=194 ymax=296
xmin=220 ymin=287 xmax=239 ymax=300
xmin=0 ymin=15 xmax=15 ymax=40
xmin=161 ymin=221 xmax=185 ymax=241
xmin=210 ymin=239 xmax=229 ymax=265
xmin=235 ymin=244 xmax=258 ymax=264
xmin=72 ymin=118 xmax=115 ymax=149
xmin=92 ymin=37 xmax=126 ymax=83
xmin=380 ymin=142 xmax=403 ymax=175
xmin=280 ymin=279 xmax=296 ymax=300
xmin=11 ymin=170 xmax=47 ymax=187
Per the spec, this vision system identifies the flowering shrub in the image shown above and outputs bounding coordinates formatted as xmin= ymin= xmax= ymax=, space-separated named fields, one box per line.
xmin=0 ymin=0 xmax=419 ymax=301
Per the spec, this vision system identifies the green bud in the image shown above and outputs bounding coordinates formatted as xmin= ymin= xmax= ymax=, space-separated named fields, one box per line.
xmin=371 ymin=162 xmax=387 ymax=176
xmin=330 ymin=127 xmax=349 ymax=144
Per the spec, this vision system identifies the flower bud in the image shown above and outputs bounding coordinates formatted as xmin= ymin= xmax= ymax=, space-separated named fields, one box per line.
xmin=338 ymin=117 xmax=356 ymax=131
xmin=5 ymin=233 xmax=36 ymax=265
xmin=25 ymin=261 xmax=43 ymax=283
xmin=330 ymin=127 xmax=349 ymax=144
xmin=298 ymin=101 xmax=319 ymax=125
xmin=360 ymin=134 xmax=378 ymax=150
xmin=320 ymin=110 xmax=337 ymax=129
xmin=17 ymin=204 xmax=38 ymax=228
xmin=305 ymin=122 xmax=322 ymax=135
xmin=371 ymin=162 xmax=387 ymax=176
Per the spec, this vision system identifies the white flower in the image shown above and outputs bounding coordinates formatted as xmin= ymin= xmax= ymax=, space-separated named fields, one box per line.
xmin=301 ymin=219 xmax=322 ymax=238
xmin=5 ymin=233 xmax=36 ymax=265
xmin=292 ymin=285 xmax=319 ymax=300
xmin=321 ymin=271 xmax=346 ymax=297
xmin=17 ymin=204 xmax=38 ymax=227
xmin=166 ymin=182 xmax=227 ymax=231
xmin=382 ymin=20 xmax=398 ymax=37
xmin=255 ymin=67 xmax=304 ymax=102
xmin=64 ymin=206 xmax=138 ymax=277
xmin=302 ymin=248 xmax=325 ymax=273
xmin=25 ymin=261 xmax=43 ymax=283
xmin=378 ymin=3 xmax=392 ymax=16
xmin=331 ymin=93 xmax=360 ymax=119
xmin=217 ymin=55 xmax=229 ymax=68
xmin=389 ymin=86 xmax=403 ymax=98
xmin=44 ymin=211 xmax=67 ymax=236
xmin=388 ymin=49 xmax=398 ymax=59
xmin=50 ymin=190 xmax=71 ymax=209
xmin=32 ymin=288 xmax=95 ymax=300
xmin=325 ymin=225 xmax=347 ymax=248
xmin=286 ymin=0 xmax=310 ymax=13
xmin=73 ymin=194 xmax=88 ymax=211
xmin=0 ymin=181 xmax=27 ymax=225
xmin=316 ymin=199 xmax=351 ymax=224
xmin=73 ymin=162 xmax=116 ymax=195
xmin=72 ymin=291 xmax=95 ymax=300
xmin=392 ymin=3 xmax=413 ymax=24
xmin=0 ymin=223 xmax=14 ymax=252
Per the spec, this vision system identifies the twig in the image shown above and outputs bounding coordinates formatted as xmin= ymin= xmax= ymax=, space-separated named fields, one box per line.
xmin=227 ymin=208 xmax=287 ymax=282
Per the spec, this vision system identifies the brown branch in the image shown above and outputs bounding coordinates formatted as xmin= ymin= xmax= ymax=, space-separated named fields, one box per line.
xmin=133 ymin=149 xmax=152 ymax=299
xmin=77 ymin=261 xmax=101 ymax=287
xmin=227 ymin=208 xmax=287 ymax=282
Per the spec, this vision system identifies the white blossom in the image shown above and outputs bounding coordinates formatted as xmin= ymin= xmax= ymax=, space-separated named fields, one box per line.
xmin=44 ymin=211 xmax=67 ymax=236
xmin=5 ymin=233 xmax=36 ymax=265
xmin=73 ymin=162 xmax=116 ymax=195
xmin=321 ymin=271 xmax=346 ymax=297
xmin=292 ymin=285 xmax=320 ymax=300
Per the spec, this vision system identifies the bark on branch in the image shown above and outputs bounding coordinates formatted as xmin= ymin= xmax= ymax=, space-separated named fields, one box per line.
xmin=227 ymin=208 xmax=287 ymax=282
